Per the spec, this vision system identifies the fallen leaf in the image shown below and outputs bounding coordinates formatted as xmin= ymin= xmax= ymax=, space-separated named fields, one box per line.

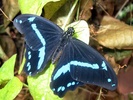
xmin=95 ymin=16 xmax=133 ymax=49
xmin=117 ymin=55 xmax=133 ymax=95
xmin=79 ymin=0 xmax=93 ymax=21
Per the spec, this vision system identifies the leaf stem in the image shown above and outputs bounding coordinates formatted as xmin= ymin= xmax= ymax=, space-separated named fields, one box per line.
xmin=62 ymin=0 xmax=79 ymax=29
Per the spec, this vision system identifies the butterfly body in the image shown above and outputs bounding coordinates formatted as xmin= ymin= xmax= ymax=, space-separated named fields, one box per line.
xmin=51 ymin=27 xmax=74 ymax=64
xmin=13 ymin=14 xmax=117 ymax=97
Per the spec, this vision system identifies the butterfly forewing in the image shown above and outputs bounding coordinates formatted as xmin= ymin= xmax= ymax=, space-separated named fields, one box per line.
xmin=13 ymin=14 xmax=63 ymax=50
xmin=13 ymin=14 xmax=63 ymax=75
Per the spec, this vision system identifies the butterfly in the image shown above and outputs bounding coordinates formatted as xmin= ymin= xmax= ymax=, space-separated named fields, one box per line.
xmin=13 ymin=14 xmax=117 ymax=97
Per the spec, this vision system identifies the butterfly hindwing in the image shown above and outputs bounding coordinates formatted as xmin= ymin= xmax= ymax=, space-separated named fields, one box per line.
xmin=13 ymin=14 xmax=63 ymax=75
xmin=50 ymin=68 xmax=84 ymax=97
xmin=50 ymin=40 xmax=84 ymax=97
xmin=13 ymin=14 xmax=63 ymax=50
xmin=51 ymin=38 xmax=117 ymax=97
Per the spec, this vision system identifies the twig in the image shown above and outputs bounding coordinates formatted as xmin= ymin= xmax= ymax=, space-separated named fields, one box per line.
xmin=62 ymin=0 xmax=79 ymax=29
xmin=0 ymin=8 xmax=12 ymax=22
xmin=115 ymin=0 xmax=129 ymax=18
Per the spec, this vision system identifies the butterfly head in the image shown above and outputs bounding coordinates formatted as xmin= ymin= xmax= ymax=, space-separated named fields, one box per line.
xmin=67 ymin=27 xmax=75 ymax=36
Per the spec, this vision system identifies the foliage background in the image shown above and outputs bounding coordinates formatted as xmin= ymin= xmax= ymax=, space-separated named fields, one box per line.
xmin=0 ymin=0 xmax=133 ymax=100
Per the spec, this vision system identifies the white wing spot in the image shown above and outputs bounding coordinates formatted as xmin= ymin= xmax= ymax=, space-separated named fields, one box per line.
xmin=101 ymin=61 xmax=107 ymax=71
xmin=27 ymin=62 xmax=31 ymax=71
xmin=28 ymin=17 xmax=35 ymax=22
xmin=15 ymin=19 xmax=18 ymax=23
xmin=67 ymin=83 xmax=71 ymax=87
xmin=107 ymin=78 xmax=112 ymax=82
xmin=72 ymin=81 xmax=75 ymax=85
xmin=57 ymin=86 xmax=65 ymax=92
xmin=67 ymin=81 xmax=76 ymax=87
xmin=112 ymin=84 xmax=116 ymax=87
xmin=19 ymin=20 xmax=22 ymax=24
xmin=52 ymin=88 xmax=55 ymax=91
xmin=28 ymin=51 xmax=31 ymax=59
xmin=29 ymin=72 xmax=32 ymax=75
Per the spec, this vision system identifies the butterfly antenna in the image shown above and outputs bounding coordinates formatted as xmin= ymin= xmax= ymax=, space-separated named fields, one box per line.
xmin=0 ymin=8 xmax=13 ymax=22
xmin=62 ymin=0 xmax=79 ymax=30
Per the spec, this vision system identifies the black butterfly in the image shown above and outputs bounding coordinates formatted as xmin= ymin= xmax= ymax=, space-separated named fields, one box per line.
xmin=13 ymin=14 xmax=117 ymax=97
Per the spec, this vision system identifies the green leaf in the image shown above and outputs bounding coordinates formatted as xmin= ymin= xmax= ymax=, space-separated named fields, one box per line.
xmin=44 ymin=0 xmax=67 ymax=19
xmin=0 ymin=77 xmax=23 ymax=100
xmin=18 ymin=0 xmax=60 ymax=15
xmin=0 ymin=54 xmax=16 ymax=85
xmin=27 ymin=64 xmax=61 ymax=100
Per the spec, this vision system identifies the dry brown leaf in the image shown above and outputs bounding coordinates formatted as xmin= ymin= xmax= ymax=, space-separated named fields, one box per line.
xmin=117 ymin=56 xmax=133 ymax=95
xmin=0 ymin=35 xmax=16 ymax=58
xmin=96 ymin=0 xmax=115 ymax=16
xmin=95 ymin=16 xmax=133 ymax=49
xmin=79 ymin=0 xmax=93 ymax=21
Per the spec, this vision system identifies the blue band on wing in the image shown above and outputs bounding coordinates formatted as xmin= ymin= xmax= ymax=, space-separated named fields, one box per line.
xmin=53 ymin=60 xmax=107 ymax=81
